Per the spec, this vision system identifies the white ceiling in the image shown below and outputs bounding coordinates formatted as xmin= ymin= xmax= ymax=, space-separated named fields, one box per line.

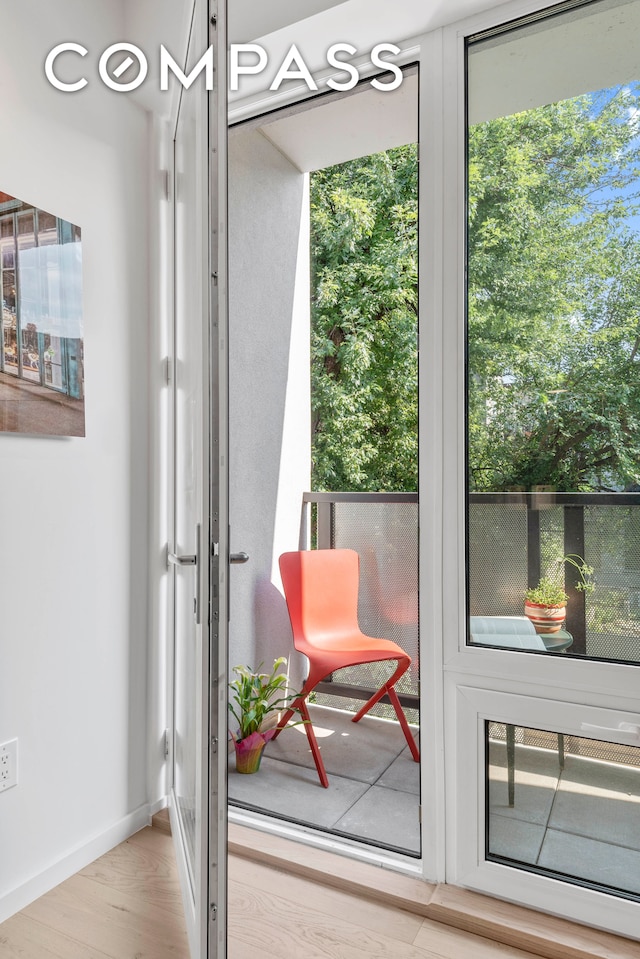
xmin=125 ymin=0 xmax=515 ymax=116
xmin=124 ymin=0 xmax=639 ymax=127
xmin=229 ymin=0 xmax=514 ymax=44
xmin=235 ymin=0 xmax=640 ymax=174
xmin=469 ymin=0 xmax=640 ymax=124
xmin=229 ymin=0 xmax=349 ymax=44
xmin=252 ymin=71 xmax=418 ymax=173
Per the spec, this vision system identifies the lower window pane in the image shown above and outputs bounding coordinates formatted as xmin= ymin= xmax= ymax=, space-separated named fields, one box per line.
xmin=487 ymin=723 xmax=640 ymax=899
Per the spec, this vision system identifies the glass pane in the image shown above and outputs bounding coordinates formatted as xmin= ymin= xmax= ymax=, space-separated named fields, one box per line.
xmin=1 ymin=217 xmax=17 ymax=377
xmin=487 ymin=722 xmax=640 ymax=899
xmin=173 ymin=77 xmax=202 ymax=895
xmin=17 ymin=211 xmax=35 ymax=249
xmin=37 ymin=210 xmax=58 ymax=246
xmin=43 ymin=334 xmax=64 ymax=390
xmin=21 ymin=321 xmax=39 ymax=383
xmin=466 ymin=0 xmax=640 ymax=663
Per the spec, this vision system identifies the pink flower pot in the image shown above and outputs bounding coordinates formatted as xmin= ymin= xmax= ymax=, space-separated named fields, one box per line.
xmin=233 ymin=728 xmax=276 ymax=774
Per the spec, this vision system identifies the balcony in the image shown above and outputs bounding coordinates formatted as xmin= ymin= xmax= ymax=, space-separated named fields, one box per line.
xmin=228 ymin=490 xmax=640 ymax=888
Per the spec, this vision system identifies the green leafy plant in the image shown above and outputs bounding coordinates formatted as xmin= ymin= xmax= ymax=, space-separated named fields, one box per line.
xmin=228 ymin=657 xmax=296 ymax=743
xmin=525 ymin=577 xmax=568 ymax=607
xmin=525 ymin=554 xmax=595 ymax=606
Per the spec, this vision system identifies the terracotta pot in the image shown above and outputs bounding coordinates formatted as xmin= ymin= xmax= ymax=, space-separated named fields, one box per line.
xmin=524 ymin=600 xmax=566 ymax=634
xmin=233 ymin=728 xmax=276 ymax=774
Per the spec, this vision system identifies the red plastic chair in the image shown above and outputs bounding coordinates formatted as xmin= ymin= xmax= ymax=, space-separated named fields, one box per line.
xmin=274 ymin=548 xmax=420 ymax=787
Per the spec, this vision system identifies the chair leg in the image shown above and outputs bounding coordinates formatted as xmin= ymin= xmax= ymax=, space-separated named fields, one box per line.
xmin=273 ymin=695 xmax=330 ymax=788
xmin=272 ymin=672 xmax=316 ymax=740
xmin=387 ymin=687 xmax=420 ymax=762
xmin=272 ymin=704 xmax=296 ymax=740
xmin=351 ymin=660 xmax=419 ymax=762
xmin=297 ymin=698 xmax=329 ymax=788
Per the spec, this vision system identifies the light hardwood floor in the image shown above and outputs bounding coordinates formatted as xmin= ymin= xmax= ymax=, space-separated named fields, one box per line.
xmin=0 ymin=821 xmax=544 ymax=959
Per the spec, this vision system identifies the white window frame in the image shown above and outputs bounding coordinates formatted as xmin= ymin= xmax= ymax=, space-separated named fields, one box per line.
xmin=452 ymin=685 xmax=640 ymax=938
xmin=434 ymin=0 xmax=640 ymax=936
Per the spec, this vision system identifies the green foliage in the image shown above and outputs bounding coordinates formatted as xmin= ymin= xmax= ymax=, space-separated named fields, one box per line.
xmin=228 ymin=658 xmax=293 ymax=742
xmin=562 ymin=553 xmax=595 ymax=594
xmin=310 ymin=84 xmax=640 ymax=495
xmin=525 ymin=577 xmax=568 ymax=607
xmin=468 ymin=86 xmax=640 ymax=492
xmin=526 ymin=553 xmax=595 ymax=606
xmin=310 ymin=146 xmax=418 ymax=491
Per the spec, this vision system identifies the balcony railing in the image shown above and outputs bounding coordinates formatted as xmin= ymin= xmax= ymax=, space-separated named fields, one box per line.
xmin=301 ymin=490 xmax=640 ymax=698
xmin=469 ymin=491 xmax=640 ymax=662
xmin=301 ymin=492 xmax=419 ymax=713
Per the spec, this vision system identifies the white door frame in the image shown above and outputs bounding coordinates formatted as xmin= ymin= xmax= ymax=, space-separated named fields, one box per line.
xmin=167 ymin=1 xmax=229 ymax=956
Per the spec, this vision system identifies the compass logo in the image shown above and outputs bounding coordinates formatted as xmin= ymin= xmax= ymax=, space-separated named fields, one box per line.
xmin=44 ymin=42 xmax=403 ymax=94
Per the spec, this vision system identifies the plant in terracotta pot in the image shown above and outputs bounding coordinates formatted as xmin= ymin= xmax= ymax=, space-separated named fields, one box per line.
xmin=228 ymin=657 xmax=298 ymax=774
xmin=524 ymin=554 xmax=595 ymax=633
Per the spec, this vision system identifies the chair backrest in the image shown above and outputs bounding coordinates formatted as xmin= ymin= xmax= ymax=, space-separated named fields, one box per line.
xmin=279 ymin=549 xmax=361 ymax=651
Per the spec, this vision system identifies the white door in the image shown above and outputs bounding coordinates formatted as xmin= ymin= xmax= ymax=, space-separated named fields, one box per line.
xmin=169 ymin=2 xmax=228 ymax=957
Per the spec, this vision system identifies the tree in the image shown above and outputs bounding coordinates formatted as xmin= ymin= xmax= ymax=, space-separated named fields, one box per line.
xmin=310 ymin=146 xmax=418 ymax=491
xmin=468 ymin=86 xmax=640 ymax=491
xmin=310 ymin=84 xmax=640 ymax=494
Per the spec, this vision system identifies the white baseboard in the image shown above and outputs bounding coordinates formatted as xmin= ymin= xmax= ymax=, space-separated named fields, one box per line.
xmin=149 ymin=795 xmax=169 ymax=816
xmin=0 ymin=803 xmax=152 ymax=925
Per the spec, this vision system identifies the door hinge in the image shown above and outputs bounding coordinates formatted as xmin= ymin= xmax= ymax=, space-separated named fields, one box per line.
xmin=210 ymin=902 xmax=218 ymax=922
xmin=163 ymin=729 xmax=170 ymax=760
xmin=418 ymin=805 xmax=422 ymax=824
xmin=164 ymin=356 xmax=171 ymax=386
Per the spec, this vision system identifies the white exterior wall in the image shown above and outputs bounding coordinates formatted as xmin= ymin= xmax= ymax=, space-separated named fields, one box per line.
xmin=0 ymin=0 xmax=151 ymax=920
xmin=228 ymin=129 xmax=310 ymax=692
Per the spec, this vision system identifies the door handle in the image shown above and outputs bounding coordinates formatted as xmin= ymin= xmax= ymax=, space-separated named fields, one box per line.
xmin=167 ymin=525 xmax=201 ymax=624
xmin=230 ymin=551 xmax=249 ymax=564
xmin=168 ymin=551 xmax=197 ymax=566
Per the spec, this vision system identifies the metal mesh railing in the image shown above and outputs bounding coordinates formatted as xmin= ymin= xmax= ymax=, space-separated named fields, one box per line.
xmin=302 ymin=492 xmax=419 ymax=720
xmin=585 ymin=505 xmax=640 ymax=661
xmin=468 ymin=502 xmax=528 ymax=616
xmin=488 ymin=722 xmax=640 ymax=773
xmin=469 ymin=492 xmax=640 ymax=664
xmin=300 ymin=491 xmax=640 ymax=719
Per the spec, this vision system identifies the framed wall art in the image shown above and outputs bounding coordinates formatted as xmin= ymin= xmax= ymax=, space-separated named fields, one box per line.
xmin=0 ymin=190 xmax=84 ymax=436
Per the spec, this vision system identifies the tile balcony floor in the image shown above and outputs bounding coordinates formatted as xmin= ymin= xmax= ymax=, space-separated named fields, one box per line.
xmin=229 ymin=704 xmax=640 ymax=898
xmin=228 ymin=703 xmax=422 ymax=856
xmin=489 ymin=739 xmax=640 ymax=897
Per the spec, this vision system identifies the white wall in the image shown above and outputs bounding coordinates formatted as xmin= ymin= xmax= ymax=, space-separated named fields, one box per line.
xmin=228 ymin=128 xmax=311 ymax=693
xmin=0 ymin=0 xmax=151 ymax=920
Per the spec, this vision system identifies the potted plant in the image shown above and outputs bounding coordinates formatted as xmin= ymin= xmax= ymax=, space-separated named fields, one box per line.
xmin=524 ymin=554 xmax=595 ymax=633
xmin=228 ymin=657 xmax=298 ymax=774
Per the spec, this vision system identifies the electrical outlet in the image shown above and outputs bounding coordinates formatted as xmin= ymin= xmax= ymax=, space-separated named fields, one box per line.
xmin=0 ymin=739 xmax=17 ymax=791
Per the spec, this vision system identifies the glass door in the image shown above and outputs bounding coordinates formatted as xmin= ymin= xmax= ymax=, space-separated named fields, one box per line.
xmin=443 ymin=0 xmax=640 ymax=939
xmin=169 ymin=1 xmax=228 ymax=956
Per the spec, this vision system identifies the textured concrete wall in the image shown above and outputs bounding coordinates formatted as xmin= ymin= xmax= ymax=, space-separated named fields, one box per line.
xmin=228 ymin=128 xmax=311 ymax=693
